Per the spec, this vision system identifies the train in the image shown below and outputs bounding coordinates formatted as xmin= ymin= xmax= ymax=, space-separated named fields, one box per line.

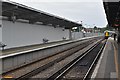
xmin=104 ymin=30 xmax=116 ymax=39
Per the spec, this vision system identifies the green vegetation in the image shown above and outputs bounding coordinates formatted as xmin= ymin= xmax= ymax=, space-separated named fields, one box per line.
xmin=71 ymin=24 xmax=115 ymax=33
xmin=93 ymin=24 xmax=115 ymax=33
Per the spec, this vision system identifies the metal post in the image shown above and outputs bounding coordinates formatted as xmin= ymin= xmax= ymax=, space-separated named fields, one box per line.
xmin=69 ymin=28 xmax=72 ymax=40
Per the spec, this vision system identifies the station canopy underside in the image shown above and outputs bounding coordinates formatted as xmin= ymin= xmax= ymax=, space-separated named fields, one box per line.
xmin=103 ymin=0 xmax=120 ymax=28
xmin=1 ymin=0 xmax=82 ymax=29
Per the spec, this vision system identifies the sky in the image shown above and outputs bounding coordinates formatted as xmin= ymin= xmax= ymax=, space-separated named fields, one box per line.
xmin=9 ymin=0 xmax=108 ymax=28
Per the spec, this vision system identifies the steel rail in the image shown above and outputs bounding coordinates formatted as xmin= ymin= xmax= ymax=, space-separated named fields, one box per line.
xmin=46 ymin=39 xmax=104 ymax=80
xmin=83 ymin=40 xmax=107 ymax=80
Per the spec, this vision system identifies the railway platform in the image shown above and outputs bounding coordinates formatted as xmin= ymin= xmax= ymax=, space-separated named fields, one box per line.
xmin=92 ymin=37 xmax=119 ymax=79
xmin=118 ymin=42 xmax=120 ymax=79
xmin=1 ymin=36 xmax=120 ymax=79
xmin=2 ymin=40 xmax=70 ymax=55
xmin=1 ymin=36 xmax=101 ymax=76
xmin=1 ymin=36 xmax=97 ymax=56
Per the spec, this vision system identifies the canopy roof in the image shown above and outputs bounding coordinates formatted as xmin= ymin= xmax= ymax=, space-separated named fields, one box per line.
xmin=1 ymin=0 xmax=82 ymax=29
xmin=103 ymin=0 xmax=120 ymax=28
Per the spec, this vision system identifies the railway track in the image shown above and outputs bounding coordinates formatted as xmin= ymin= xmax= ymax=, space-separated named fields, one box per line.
xmin=2 ymin=38 xmax=100 ymax=79
xmin=30 ymin=39 xmax=106 ymax=80
xmin=56 ymin=39 xmax=106 ymax=80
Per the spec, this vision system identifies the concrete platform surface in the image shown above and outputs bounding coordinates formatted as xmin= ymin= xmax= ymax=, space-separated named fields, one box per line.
xmin=1 ymin=36 xmax=99 ymax=56
xmin=91 ymin=37 xmax=119 ymax=79
xmin=2 ymin=40 xmax=70 ymax=55
xmin=117 ymin=39 xmax=120 ymax=79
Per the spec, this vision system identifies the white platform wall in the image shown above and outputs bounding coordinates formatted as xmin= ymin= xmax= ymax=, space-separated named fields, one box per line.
xmin=0 ymin=20 xmax=2 ymax=42
xmin=85 ymin=33 xmax=99 ymax=37
xmin=72 ymin=32 xmax=83 ymax=39
xmin=2 ymin=20 xmax=69 ymax=49
xmin=72 ymin=32 xmax=103 ymax=40
xmin=0 ymin=27 xmax=2 ymax=42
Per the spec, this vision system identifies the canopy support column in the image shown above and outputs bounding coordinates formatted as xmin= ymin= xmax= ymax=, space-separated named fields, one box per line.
xmin=69 ymin=28 xmax=72 ymax=40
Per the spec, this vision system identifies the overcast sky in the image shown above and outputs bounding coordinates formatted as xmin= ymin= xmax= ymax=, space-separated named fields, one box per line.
xmin=10 ymin=0 xmax=108 ymax=28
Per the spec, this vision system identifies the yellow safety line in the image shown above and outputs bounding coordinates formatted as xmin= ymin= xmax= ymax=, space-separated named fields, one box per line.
xmin=3 ymin=76 xmax=13 ymax=78
xmin=113 ymin=43 xmax=119 ymax=79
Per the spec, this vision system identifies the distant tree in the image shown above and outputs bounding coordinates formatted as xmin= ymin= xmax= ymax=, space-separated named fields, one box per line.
xmin=99 ymin=27 xmax=106 ymax=33
xmin=98 ymin=24 xmax=114 ymax=33
xmin=106 ymin=24 xmax=109 ymax=27
xmin=105 ymin=24 xmax=114 ymax=30
xmin=94 ymin=26 xmax=97 ymax=30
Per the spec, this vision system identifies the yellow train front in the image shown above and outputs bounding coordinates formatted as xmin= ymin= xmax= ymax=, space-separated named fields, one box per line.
xmin=104 ymin=31 xmax=109 ymax=39
xmin=104 ymin=30 xmax=116 ymax=39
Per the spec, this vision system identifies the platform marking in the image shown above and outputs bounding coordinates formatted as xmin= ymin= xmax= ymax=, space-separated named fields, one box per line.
xmin=91 ymin=39 xmax=108 ymax=79
xmin=113 ymin=44 xmax=118 ymax=77
xmin=3 ymin=76 xmax=13 ymax=78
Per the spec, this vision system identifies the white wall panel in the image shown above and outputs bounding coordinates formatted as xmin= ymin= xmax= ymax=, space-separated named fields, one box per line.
xmin=72 ymin=32 xmax=103 ymax=40
xmin=72 ymin=32 xmax=83 ymax=39
xmin=2 ymin=20 xmax=69 ymax=49
xmin=0 ymin=27 xmax=2 ymax=42
xmin=0 ymin=20 xmax=2 ymax=42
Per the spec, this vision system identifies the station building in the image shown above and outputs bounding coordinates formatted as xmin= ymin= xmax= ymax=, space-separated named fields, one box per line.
xmin=1 ymin=0 xmax=82 ymax=49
